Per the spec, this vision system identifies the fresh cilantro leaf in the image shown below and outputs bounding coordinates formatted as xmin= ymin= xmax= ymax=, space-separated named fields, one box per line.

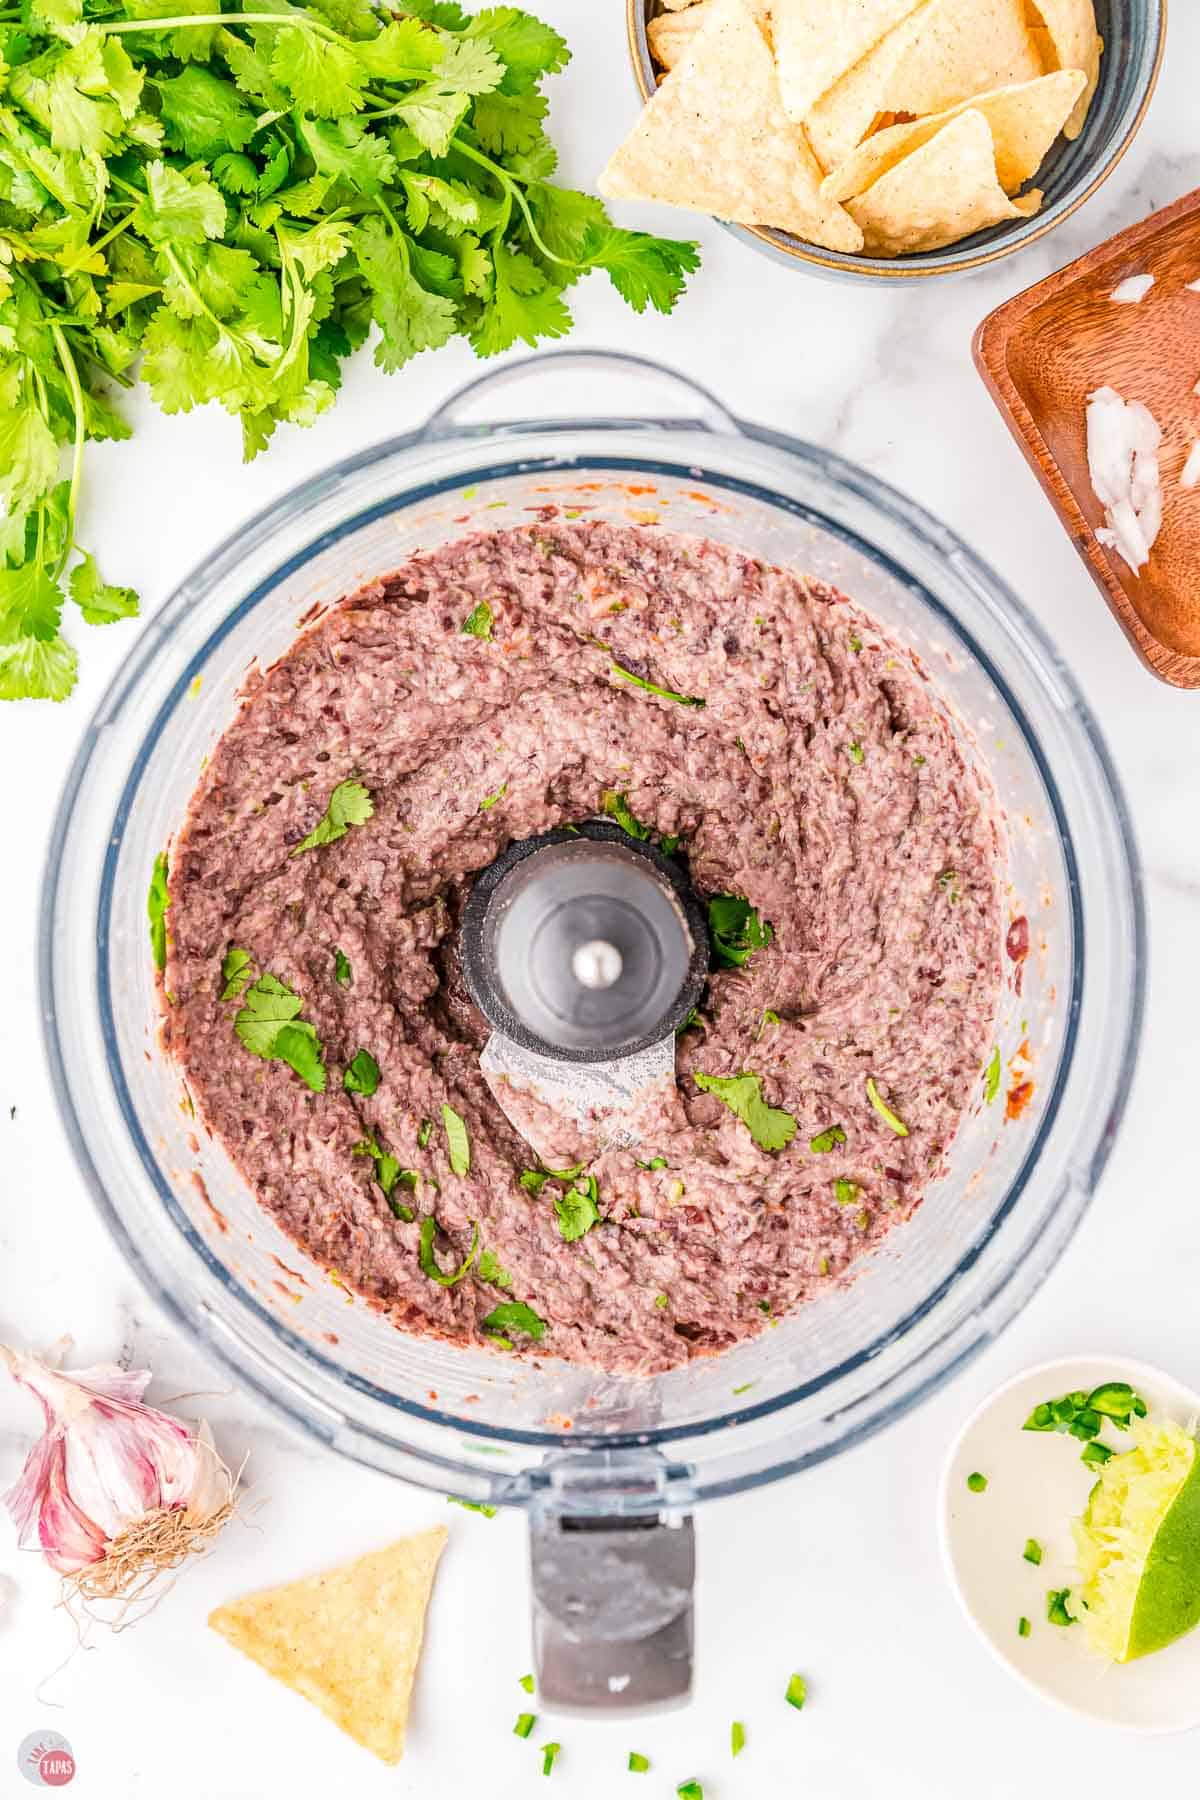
xmin=694 ymin=1071 xmax=797 ymax=1154
xmin=352 ymin=17 xmax=441 ymax=79
xmin=333 ymin=947 xmax=352 ymax=986
xmin=473 ymin=88 xmax=548 ymax=155
xmin=554 ymin=1182 xmax=599 ymax=1242
xmin=610 ymin=662 xmax=703 ymax=706
xmin=234 ymin=971 xmax=327 ymax=1092
xmin=465 ymin=7 xmax=569 ymax=94
xmin=402 ymin=0 xmax=469 ymax=26
xmin=354 ymin=217 xmax=457 ymax=372
xmin=834 ymin=1178 xmax=860 ymax=1207
xmin=461 ymin=599 xmax=493 ymax=638
xmin=220 ymin=945 xmax=254 ymax=1000
xmin=601 ymin=790 xmax=651 ymax=841
xmin=707 ymin=894 xmax=772 ymax=969
xmin=0 ymin=562 xmax=64 ymax=642
xmin=478 ymin=1247 xmax=512 ymax=1288
xmin=419 ymin=1214 xmax=480 ymax=1286
xmin=353 ymin=1136 xmax=417 ymax=1214
xmin=395 ymin=83 xmax=471 ymax=157
xmin=132 ymin=160 xmax=226 ymax=246
xmin=292 ymin=778 xmax=373 ymax=854
xmin=482 ymin=1300 xmax=545 ymax=1342
xmin=68 ymin=553 xmax=138 ymax=625
xmin=468 ymin=241 xmax=570 ymax=356
xmin=295 ymin=115 xmax=396 ymax=196
xmin=433 ymin=35 xmax=506 ymax=97
xmin=343 ymin=1047 xmax=380 ymax=1095
xmin=809 ymin=1125 xmax=846 ymax=1155
xmin=0 ymin=632 xmax=78 ymax=703
xmin=147 ymin=850 xmax=169 ymax=971
xmin=156 ymin=66 xmax=258 ymax=158
xmin=442 ymin=1101 xmax=470 ymax=1175
xmin=576 ymin=223 xmax=700 ymax=315
xmin=270 ymin=26 xmax=366 ymax=118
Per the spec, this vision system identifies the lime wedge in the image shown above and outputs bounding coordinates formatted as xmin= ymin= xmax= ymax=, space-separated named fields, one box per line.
xmin=1074 ymin=1418 xmax=1200 ymax=1662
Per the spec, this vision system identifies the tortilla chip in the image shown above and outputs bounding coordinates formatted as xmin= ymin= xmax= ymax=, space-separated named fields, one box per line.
xmin=821 ymin=69 xmax=1085 ymax=200
xmin=1026 ymin=0 xmax=1100 ymax=136
xmin=845 ymin=107 xmax=1040 ymax=254
xmin=601 ymin=0 xmax=864 ymax=251
xmin=806 ymin=0 xmax=1043 ymax=172
xmin=770 ymin=0 xmax=925 ymax=121
xmin=209 ymin=1528 xmax=447 ymax=1765
xmin=647 ymin=2 xmax=711 ymax=70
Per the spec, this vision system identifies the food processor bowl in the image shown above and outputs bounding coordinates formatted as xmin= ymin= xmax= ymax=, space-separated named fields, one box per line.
xmin=41 ymin=351 xmax=1143 ymax=1708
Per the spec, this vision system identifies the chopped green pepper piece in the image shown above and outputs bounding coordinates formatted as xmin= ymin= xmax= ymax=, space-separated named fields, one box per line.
xmin=514 ymin=1713 xmax=536 ymax=1739
xmin=1023 ymin=1539 xmax=1043 ymax=1566
xmin=628 ymin=1752 xmax=650 ymax=1773
xmin=785 ymin=1672 xmax=807 ymax=1710
xmin=966 ymin=1471 xmax=988 ymax=1493
xmin=731 ymin=1720 xmax=745 ymax=1757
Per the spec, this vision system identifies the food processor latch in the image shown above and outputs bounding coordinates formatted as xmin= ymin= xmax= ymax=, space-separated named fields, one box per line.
xmin=527 ymin=1452 xmax=695 ymax=1713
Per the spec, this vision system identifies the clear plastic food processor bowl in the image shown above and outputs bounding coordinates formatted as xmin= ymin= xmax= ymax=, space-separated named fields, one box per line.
xmin=41 ymin=352 xmax=1143 ymax=1708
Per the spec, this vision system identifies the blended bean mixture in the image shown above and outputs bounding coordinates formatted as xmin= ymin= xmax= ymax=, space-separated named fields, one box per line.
xmin=163 ymin=521 xmax=1004 ymax=1374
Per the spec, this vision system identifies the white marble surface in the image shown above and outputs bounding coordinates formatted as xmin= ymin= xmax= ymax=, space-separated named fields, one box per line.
xmin=3 ymin=5 xmax=1199 ymax=1795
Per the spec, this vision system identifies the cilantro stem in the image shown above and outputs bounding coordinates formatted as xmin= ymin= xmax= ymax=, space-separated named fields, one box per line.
xmin=101 ymin=9 xmax=340 ymax=37
xmin=450 ymin=137 xmax=569 ymax=268
xmin=59 ymin=209 xmax=135 ymax=282
xmin=48 ymin=322 xmax=84 ymax=581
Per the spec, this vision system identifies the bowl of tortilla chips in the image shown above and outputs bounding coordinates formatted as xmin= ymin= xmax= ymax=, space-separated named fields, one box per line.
xmin=611 ymin=0 xmax=1165 ymax=278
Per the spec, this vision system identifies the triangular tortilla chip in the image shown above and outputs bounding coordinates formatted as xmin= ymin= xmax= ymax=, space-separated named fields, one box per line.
xmin=601 ymin=0 xmax=863 ymax=251
xmin=1027 ymin=0 xmax=1101 ymax=137
xmin=771 ymin=0 xmax=926 ymax=122
xmin=845 ymin=107 xmax=1041 ymax=255
xmin=806 ymin=0 xmax=1043 ymax=172
xmin=209 ymin=1528 xmax=447 ymax=1765
xmin=821 ymin=69 xmax=1085 ymax=201
xmin=647 ymin=1 xmax=712 ymax=71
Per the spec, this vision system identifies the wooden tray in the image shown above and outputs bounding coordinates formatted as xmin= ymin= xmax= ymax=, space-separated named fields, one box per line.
xmin=974 ymin=187 xmax=1200 ymax=688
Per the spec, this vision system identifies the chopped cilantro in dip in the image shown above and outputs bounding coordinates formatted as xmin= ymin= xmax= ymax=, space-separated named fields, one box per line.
xmin=418 ymin=1216 xmax=479 ymax=1288
xmin=984 ymin=1045 xmax=1001 ymax=1102
xmin=220 ymin=946 xmax=254 ymax=1001
xmin=478 ymin=1249 xmax=513 ymax=1289
xmin=865 ymin=1076 xmax=909 ymax=1137
xmin=847 ymin=742 xmax=865 ymax=765
xmin=417 ymin=1118 xmax=434 ymax=1149
xmin=554 ymin=1181 xmax=600 ymax=1242
xmin=707 ymin=893 xmax=773 ymax=969
xmin=809 ymin=1125 xmax=846 ymax=1154
xmin=479 ymin=784 xmax=508 ymax=811
xmin=637 ymin=1156 xmax=668 ymax=1171
xmin=461 ymin=601 xmax=493 ymax=639
xmin=442 ymin=1103 xmax=471 ymax=1176
xmin=148 ymin=851 xmax=169 ymax=970
xmin=602 ymin=789 xmax=652 ymax=841
xmin=333 ymin=947 xmax=352 ymax=988
xmin=483 ymin=1301 xmax=546 ymax=1345
xmin=353 ymin=1138 xmax=417 ymax=1218
xmin=610 ymin=663 xmax=704 ymax=707
xmin=343 ymin=1048 xmax=380 ymax=1096
xmin=694 ymin=1071 xmax=797 ymax=1153
xmin=291 ymin=779 xmax=373 ymax=856
xmin=234 ymin=972 xmax=326 ymax=1093
xmin=834 ymin=1179 xmax=860 ymax=1207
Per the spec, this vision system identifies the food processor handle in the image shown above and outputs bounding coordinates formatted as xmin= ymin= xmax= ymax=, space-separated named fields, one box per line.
xmin=421 ymin=348 xmax=740 ymax=440
xmin=527 ymin=1453 xmax=696 ymax=1713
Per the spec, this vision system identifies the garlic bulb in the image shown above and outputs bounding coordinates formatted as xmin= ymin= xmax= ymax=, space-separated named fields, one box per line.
xmin=2 ymin=1346 xmax=234 ymax=1602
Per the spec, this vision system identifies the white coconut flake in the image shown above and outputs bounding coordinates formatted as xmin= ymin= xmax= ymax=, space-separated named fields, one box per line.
xmin=1086 ymin=385 xmax=1163 ymax=575
xmin=1110 ymin=274 xmax=1154 ymax=304
xmin=1182 ymin=442 xmax=1200 ymax=490
xmin=1187 ymin=279 xmax=1200 ymax=293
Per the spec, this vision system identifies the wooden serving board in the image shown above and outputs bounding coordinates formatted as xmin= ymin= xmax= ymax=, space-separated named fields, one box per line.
xmin=974 ymin=187 xmax=1200 ymax=688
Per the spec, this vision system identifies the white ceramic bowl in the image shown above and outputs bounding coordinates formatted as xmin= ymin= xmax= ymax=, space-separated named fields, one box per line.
xmin=940 ymin=1355 xmax=1200 ymax=1734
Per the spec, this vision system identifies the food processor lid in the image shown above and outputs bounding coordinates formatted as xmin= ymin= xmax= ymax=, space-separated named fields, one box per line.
xmin=461 ymin=822 xmax=708 ymax=1063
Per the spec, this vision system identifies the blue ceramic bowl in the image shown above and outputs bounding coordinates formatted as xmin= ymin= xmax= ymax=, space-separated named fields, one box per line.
xmin=626 ymin=0 xmax=1167 ymax=281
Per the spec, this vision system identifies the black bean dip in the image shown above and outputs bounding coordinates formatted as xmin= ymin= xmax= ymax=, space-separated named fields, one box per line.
xmin=163 ymin=522 xmax=1003 ymax=1375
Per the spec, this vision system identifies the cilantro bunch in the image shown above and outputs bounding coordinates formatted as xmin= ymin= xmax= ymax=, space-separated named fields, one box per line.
xmin=0 ymin=0 xmax=699 ymax=701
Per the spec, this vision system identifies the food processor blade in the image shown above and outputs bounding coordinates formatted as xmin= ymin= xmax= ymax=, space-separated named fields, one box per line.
xmin=462 ymin=823 xmax=709 ymax=1163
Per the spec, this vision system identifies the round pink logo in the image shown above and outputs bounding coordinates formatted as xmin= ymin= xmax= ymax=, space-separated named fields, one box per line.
xmin=17 ymin=1732 xmax=76 ymax=1788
